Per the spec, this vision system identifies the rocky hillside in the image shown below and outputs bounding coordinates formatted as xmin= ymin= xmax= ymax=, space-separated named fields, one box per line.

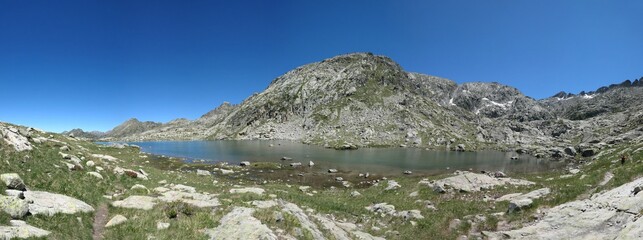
xmin=80 ymin=53 xmax=642 ymax=157
xmin=4 ymin=118 xmax=643 ymax=239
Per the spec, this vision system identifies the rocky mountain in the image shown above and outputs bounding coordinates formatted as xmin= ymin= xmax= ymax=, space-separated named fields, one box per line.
xmin=101 ymin=118 xmax=162 ymax=139
xmin=61 ymin=128 xmax=106 ymax=140
xmin=75 ymin=53 xmax=642 ymax=158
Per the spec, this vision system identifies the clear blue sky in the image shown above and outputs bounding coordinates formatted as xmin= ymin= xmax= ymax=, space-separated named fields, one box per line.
xmin=1 ymin=0 xmax=641 ymax=132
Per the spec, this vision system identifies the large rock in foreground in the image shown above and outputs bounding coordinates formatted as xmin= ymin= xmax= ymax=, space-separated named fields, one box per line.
xmin=0 ymin=127 xmax=33 ymax=152
xmin=0 ymin=220 xmax=50 ymax=239
xmin=424 ymin=172 xmax=534 ymax=192
xmin=0 ymin=196 xmax=29 ymax=219
xmin=203 ymin=207 xmax=277 ymax=240
xmin=484 ymin=177 xmax=643 ymax=239
xmin=24 ymin=191 xmax=94 ymax=216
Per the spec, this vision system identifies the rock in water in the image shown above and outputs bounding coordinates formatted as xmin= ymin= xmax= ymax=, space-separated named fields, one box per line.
xmin=239 ymin=161 xmax=250 ymax=166
xmin=0 ymin=173 xmax=26 ymax=191
xmin=328 ymin=169 xmax=338 ymax=173
xmin=308 ymin=161 xmax=315 ymax=167
xmin=203 ymin=207 xmax=277 ymax=240
xmin=456 ymin=144 xmax=465 ymax=151
xmin=290 ymin=162 xmax=302 ymax=167
xmin=105 ymin=215 xmax=127 ymax=227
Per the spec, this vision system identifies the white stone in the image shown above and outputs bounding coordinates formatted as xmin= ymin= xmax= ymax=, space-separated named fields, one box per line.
xmin=430 ymin=172 xmax=534 ymax=192
xmin=157 ymin=222 xmax=170 ymax=230
xmin=203 ymin=207 xmax=277 ymax=240
xmin=278 ymin=200 xmax=325 ymax=240
xmin=1 ymin=127 xmax=32 ymax=152
xmin=196 ymin=169 xmax=211 ymax=176
xmin=24 ymin=191 xmax=94 ymax=216
xmin=486 ymin=177 xmax=643 ymax=239
xmin=1 ymin=173 xmax=26 ymax=191
xmin=496 ymin=188 xmax=551 ymax=202
xmin=0 ymin=220 xmax=50 ymax=239
xmin=91 ymin=154 xmax=119 ymax=162
xmin=130 ymin=184 xmax=149 ymax=192
xmin=251 ymin=200 xmax=278 ymax=209
xmin=111 ymin=196 xmax=157 ymax=210
xmin=105 ymin=215 xmax=127 ymax=227
xmin=229 ymin=187 xmax=265 ymax=195
xmin=0 ymin=196 xmax=29 ymax=218
xmin=385 ymin=180 xmax=401 ymax=190
xmin=87 ymin=172 xmax=103 ymax=179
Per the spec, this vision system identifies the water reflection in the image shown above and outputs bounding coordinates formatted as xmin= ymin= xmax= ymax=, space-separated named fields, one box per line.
xmin=126 ymin=140 xmax=564 ymax=175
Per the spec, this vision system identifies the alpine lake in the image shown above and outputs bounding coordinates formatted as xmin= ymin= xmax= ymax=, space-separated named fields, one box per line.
xmin=119 ymin=141 xmax=564 ymax=180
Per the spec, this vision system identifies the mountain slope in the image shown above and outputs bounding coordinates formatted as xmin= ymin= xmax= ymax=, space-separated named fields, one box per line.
xmin=83 ymin=53 xmax=642 ymax=156
xmin=203 ymin=53 xmax=477 ymax=148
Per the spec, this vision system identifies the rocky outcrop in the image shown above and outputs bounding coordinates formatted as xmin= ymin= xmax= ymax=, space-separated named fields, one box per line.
xmin=203 ymin=207 xmax=277 ymax=240
xmin=1 ymin=127 xmax=32 ymax=152
xmin=421 ymin=171 xmax=534 ymax=193
xmin=155 ymin=184 xmax=220 ymax=208
xmin=495 ymin=188 xmax=551 ymax=202
xmin=366 ymin=203 xmax=424 ymax=220
xmin=0 ymin=196 xmax=29 ymax=219
xmin=484 ymin=176 xmax=643 ymax=239
xmin=0 ymin=220 xmax=50 ymax=239
xmin=24 ymin=191 xmax=95 ymax=216
xmin=111 ymin=196 xmax=157 ymax=210
xmin=313 ymin=214 xmax=385 ymax=240
xmin=278 ymin=200 xmax=325 ymax=239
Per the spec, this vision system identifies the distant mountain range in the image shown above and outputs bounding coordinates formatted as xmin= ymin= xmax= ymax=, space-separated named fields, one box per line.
xmin=65 ymin=53 xmax=643 ymax=158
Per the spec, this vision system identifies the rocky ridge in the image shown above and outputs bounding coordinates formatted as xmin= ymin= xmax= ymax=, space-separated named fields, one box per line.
xmin=77 ymin=53 xmax=641 ymax=159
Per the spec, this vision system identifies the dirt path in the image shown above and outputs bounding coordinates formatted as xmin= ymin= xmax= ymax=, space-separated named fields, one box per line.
xmin=92 ymin=203 xmax=109 ymax=240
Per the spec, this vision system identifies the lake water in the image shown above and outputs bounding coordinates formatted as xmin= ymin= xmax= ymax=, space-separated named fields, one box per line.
xmin=126 ymin=140 xmax=564 ymax=175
